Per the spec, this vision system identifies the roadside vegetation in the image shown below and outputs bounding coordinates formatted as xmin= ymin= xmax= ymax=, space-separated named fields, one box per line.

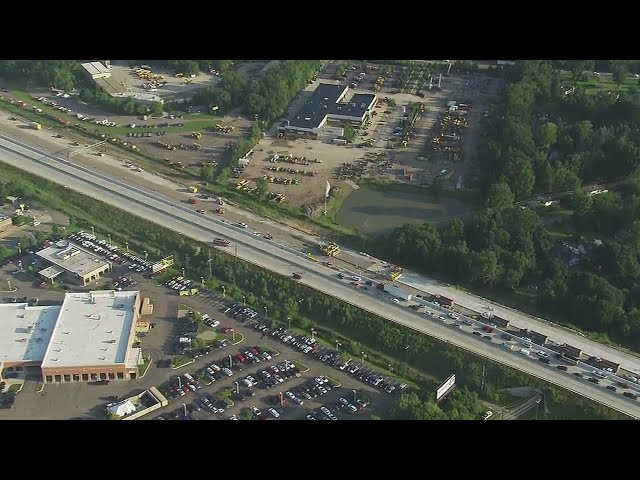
xmin=378 ymin=60 xmax=640 ymax=353
xmin=0 ymin=162 xmax=628 ymax=419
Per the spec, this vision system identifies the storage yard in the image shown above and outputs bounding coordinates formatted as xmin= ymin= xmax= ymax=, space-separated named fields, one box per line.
xmin=234 ymin=62 xmax=503 ymax=214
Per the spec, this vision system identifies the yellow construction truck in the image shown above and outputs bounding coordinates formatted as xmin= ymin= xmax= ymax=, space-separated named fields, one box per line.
xmin=30 ymin=122 xmax=42 ymax=130
xmin=320 ymin=242 xmax=341 ymax=257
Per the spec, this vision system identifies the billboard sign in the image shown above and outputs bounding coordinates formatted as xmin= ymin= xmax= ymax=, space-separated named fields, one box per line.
xmin=436 ymin=374 xmax=456 ymax=402
xmin=151 ymin=255 xmax=174 ymax=274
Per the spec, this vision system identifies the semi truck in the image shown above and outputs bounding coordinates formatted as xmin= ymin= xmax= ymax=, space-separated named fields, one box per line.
xmin=378 ymin=283 xmax=412 ymax=301
xmin=213 ymin=238 xmax=230 ymax=247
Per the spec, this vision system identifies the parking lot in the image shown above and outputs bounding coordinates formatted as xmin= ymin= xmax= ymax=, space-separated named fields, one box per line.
xmin=143 ymin=294 xmax=402 ymax=420
xmin=0 ymin=232 xmax=402 ymax=419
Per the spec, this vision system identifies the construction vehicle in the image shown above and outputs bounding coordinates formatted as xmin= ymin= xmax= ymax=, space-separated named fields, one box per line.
xmin=196 ymin=209 xmax=206 ymax=214
xmin=213 ymin=238 xmax=230 ymax=247
xmin=188 ymin=185 xmax=199 ymax=193
xmin=30 ymin=122 xmax=42 ymax=130
xmin=388 ymin=267 xmax=403 ymax=281
xmin=188 ymin=198 xmax=197 ymax=205
xmin=191 ymin=132 xmax=202 ymax=140
xmin=216 ymin=208 xmax=225 ymax=214
xmin=320 ymin=242 xmax=341 ymax=257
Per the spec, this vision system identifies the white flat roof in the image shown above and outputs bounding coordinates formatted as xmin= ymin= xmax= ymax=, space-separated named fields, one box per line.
xmin=39 ymin=265 xmax=64 ymax=279
xmin=41 ymin=291 xmax=139 ymax=369
xmin=81 ymin=62 xmax=110 ymax=76
xmin=0 ymin=303 xmax=60 ymax=363
xmin=37 ymin=243 xmax=110 ymax=278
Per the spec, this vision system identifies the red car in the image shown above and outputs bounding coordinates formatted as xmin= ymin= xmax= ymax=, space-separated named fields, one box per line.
xmin=235 ymin=354 xmax=246 ymax=363
xmin=250 ymin=348 xmax=260 ymax=356
xmin=223 ymin=327 xmax=234 ymax=334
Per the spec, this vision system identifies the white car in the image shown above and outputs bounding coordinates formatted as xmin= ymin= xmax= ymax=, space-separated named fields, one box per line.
xmin=237 ymin=223 xmax=248 ymax=229
xmin=210 ymin=320 xmax=220 ymax=328
xmin=351 ymin=276 xmax=362 ymax=282
xmin=285 ymin=391 xmax=296 ymax=400
xmin=483 ymin=411 xmax=493 ymax=420
xmin=339 ymin=397 xmax=349 ymax=405
xmin=392 ymin=298 xmax=400 ymax=304
xmin=222 ymin=368 xmax=233 ymax=377
xmin=268 ymin=407 xmax=280 ymax=418
xmin=536 ymin=351 xmax=549 ymax=358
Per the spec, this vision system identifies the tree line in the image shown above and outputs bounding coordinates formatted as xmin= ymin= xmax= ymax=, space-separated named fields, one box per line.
xmin=0 ymin=162 xmax=626 ymax=419
xmin=376 ymin=60 xmax=640 ymax=351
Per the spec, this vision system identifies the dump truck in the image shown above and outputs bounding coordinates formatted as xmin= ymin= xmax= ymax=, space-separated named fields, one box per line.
xmin=30 ymin=122 xmax=42 ymax=130
xmin=188 ymin=186 xmax=199 ymax=193
xmin=379 ymin=283 xmax=412 ymax=301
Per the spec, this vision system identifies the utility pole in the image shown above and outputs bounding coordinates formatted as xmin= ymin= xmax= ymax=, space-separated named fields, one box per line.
xmin=287 ymin=316 xmax=291 ymax=330
xmin=91 ymin=226 xmax=95 ymax=238
xmin=264 ymin=306 xmax=268 ymax=320
xmin=235 ymin=243 xmax=238 ymax=259
xmin=207 ymin=251 xmax=213 ymax=278
xmin=480 ymin=365 xmax=486 ymax=394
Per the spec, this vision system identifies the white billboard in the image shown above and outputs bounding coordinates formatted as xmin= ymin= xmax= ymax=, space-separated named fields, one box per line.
xmin=436 ymin=374 xmax=456 ymax=401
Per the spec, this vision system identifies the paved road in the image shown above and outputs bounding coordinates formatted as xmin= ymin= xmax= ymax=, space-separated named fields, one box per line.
xmin=1 ymin=133 xmax=640 ymax=418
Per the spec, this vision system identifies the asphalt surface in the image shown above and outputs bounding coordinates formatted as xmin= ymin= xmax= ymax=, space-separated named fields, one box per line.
xmin=1 ymin=133 xmax=640 ymax=419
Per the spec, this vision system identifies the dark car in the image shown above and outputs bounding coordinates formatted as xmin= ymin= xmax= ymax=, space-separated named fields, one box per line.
xmin=572 ymin=372 xmax=584 ymax=378
xmin=587 ymin=377 xmax=600 ymax=384
xmin=623 ymin=392 xmax=639 ymax=400
xmin=556 ymin=365 xmax=568 ymax=371
xmin=538 ymin=357 xmax=550 ymax=364
xmin=605 ymin=385 xmax=617 ymax=392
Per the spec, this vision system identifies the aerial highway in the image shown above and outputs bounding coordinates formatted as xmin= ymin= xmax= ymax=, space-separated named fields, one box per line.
xmin=1 ymin=133 xmax=640 ymax=418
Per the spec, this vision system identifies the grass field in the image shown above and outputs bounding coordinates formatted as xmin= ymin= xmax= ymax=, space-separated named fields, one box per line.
xmin=556 ymin=72 xmax=639 ymax=96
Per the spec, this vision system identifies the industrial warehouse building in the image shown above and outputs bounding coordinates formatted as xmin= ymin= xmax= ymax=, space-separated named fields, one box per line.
xmin=278 ymin=83 xmax=377 ymax=138
xmin=37 ymin=242 xmax=112 ymax=286
xmin=0 ymin=290 xmax=143 ymax=384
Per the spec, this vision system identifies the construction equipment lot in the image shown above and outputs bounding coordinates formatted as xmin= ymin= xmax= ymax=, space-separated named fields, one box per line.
xmin=239 ymin=65 xmax=504 ymax=213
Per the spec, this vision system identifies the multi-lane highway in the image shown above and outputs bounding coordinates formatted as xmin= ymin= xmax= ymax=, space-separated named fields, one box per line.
xmin=1 ymin=132 xmax=640 ymax=418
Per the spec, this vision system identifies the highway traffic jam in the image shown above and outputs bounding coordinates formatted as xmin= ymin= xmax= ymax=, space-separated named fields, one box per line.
xmin=3 ymin=132 xmax=640 ymax=417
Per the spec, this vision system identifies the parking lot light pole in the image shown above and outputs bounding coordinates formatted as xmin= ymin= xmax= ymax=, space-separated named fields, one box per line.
xmin=234 ymin=381 xmax=239 ymax=394
xmin=336 ymin=340 xmax=342 ymax=352
xmin=125 ymin=242 xmax=129 ymax=253
xmin=361 ymin=352 xmax=367 ymax=365
xmin=177 ymin=376 xmax=182 ymax=390
xmin=264 ymin=306 xmax=268 ymax=319
xmin=311 ymin=328 xmax=317 ymax=342
xmin=231 ymin=329 xmax=236 ymax=342
xmin=352 ymin=389 xmax=357 ymax=404
xmin=17 ymin=242 xmax=21 ymax=254
xmin=182 ymin=267 xmax=185 ymax=278
xmin=91 ymin=226 xmax=95 ymax=238
xmin=221 ymin=286 xmax=226 ymax=298
xmin=201 ymin=276 xmax=205 ymax=289
xmin=228 ymin=354 xmax=232 ymax=368
xmin=183 ymin=403 xmax=187 ymax=418
xmin=107 ymin=234 xmax=112 ymax=246
xmin=243 ymin=295 xmax=246 ymax=306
